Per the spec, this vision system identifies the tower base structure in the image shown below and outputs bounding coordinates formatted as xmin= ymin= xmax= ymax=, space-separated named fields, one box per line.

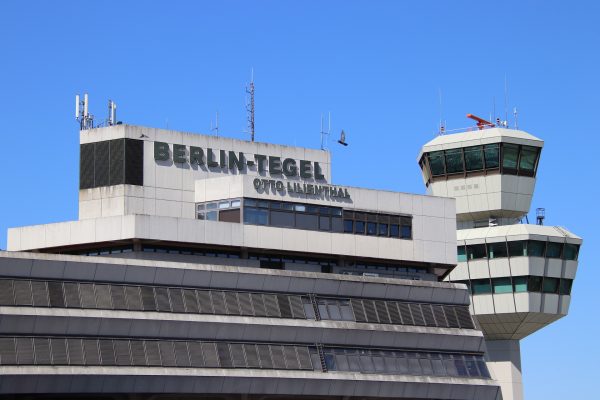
xmin=486 ymin=340 xmax=523 ymax=400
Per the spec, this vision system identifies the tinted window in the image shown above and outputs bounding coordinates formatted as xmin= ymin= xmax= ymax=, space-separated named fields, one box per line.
xmin=445 ymin=148 xmax=464 ymax=174
xmin=493 ymin=277 xmax=512 ymax=294
xmin=559 ymin=279 xmax=573 ymax=295
xmin=464 ymin=146 xmax=484 ymax=171
xmin=319 ymin=216 xmax=331 ymax=231
xmin=296 ymin=214 xmax=318 ymax=230
xmin=344 ymin=220 xmax=353 ymax=233
xmin=366 ymin=222 xmax=377 ymax=236
xmin=472 ymin=280 xmax=492 ymax=294
xmin=219 ymin=209 xmax=240 ymax=223
xmin=270 ymin=211 xmax=295 ymax=228
xmin=390 ymin=224 xmax=400 ymax=238
xmin=378 ymin=223 xmax=388 ymax=236
xmin=528 ymin=241 xmax=546 ymax=257
xmin=508 ymin=241 xmax=526 ymax=257
xmin=483 ymin=144 xmax=500 ymax=168
xmin=355 ymin=221 xmax=365 ymax=234
xmin=542 ymin=277 xmax=559 ymax=294
xmin=563 ymin=244 xmax=579 ymax=261
xmin=513 ymin=276 xmax=528 ymax=293
xmin=244 ymin=207 xmax=268 ymax=225
xmin=519 ymin=146 xmax=538 ymax=174
xmin=487 ymin=242 xmax=507 ymax=258
xmin=527 ymin=276 xmax=543 ymax=292
xmin=428 ymin=151 xmax=445 ymax=176
xmin=457 ymin=246 xmax=467 ymax=262
xmin=401 ymin=225 xmax=412 ymax=239
xmin=331 ymin=217 xmax=343 ymax=233
xmin=502 ymin=144 xmax=519 ymax=171
xmin=467 ymin=244 xmax=487 ymax=260
xmin=546 ymin=242 xmax=563 ymax=258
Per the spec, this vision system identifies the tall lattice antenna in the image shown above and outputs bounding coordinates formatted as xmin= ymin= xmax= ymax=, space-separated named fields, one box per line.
xmin=246 ymin=69 xmax=255 ymax=141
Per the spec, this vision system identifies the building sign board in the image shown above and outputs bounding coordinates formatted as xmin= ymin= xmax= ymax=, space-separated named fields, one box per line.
xmin=154 ymin=141 xmax=326 ymax=181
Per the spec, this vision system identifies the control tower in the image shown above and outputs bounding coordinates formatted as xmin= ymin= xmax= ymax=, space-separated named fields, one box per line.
xmin=417 ymin=116 xmax=582 ymax=400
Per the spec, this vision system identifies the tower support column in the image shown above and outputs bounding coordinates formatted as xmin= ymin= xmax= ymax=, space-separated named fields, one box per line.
xmin=486 ymin=340 xmax=523 ymax=400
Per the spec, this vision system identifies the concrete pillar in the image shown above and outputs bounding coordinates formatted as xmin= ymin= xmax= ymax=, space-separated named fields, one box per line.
xmin=486 ymin=339 xmax=523 ymax=400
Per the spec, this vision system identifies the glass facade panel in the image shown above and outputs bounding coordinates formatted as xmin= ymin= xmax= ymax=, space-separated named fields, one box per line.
xmin=508 ymin=241 xmax=526 ymax=257
xmin=564 ymin=244 xmax=579 ymax=261
xmin=513 ymin=276 xmax=528 ymax=293
xmin=519 ymin=146 xmax=538 ymax=173
xmin=472 ymin=280 xmax=492 ymax=295
xmin=296 ymin=214 xmax=318 ymax=230
xmin=428 ymin=151 xmax=445 ymax=176
xmin=390 ymin=224 xmax=400 ymax=237
xmin=527 ymin=276 xmax=543 ymax=292
xmin=542 ymin=277 xmax=559 ymax=294
xmin=445 ymin=148 xmax=464 ymax=174
xmin=483 ymin=144 xmax=500 ymax=168
xmin=319 ymin=216 xmax=330 ymax=231
xmin=546 ymin=242 xmax=563 ymax=258
xmin=366 ymin=222 xmax=377 ymax=236
xmin=487 ymin=242 xmax=507 ymax=258
xmin=344 ymin=220 xmax=353 ymax=233
xmin=378 ymin=223 xmax=388 ymax=236
xmin=355 ymin=221 xmax=365 ymax=234
xmin=457 ymin=246 xmax=467 ymax=262
xmin=467 ymin=244 xmax=487 ymax=260
xmin=528 ymin=241 xmax=546 ymax=257
xmin=270 ymin=211 xmax=295 ymax=228
xmin=502 ymin=144 xmax=519 ymax=171
xmin=493 ymin=277 xmax=512 ymax=294
xmin=244 ymin=208 xmax=268 ymax=225
xmin=464 ymin=146 xmax=484 ymax=171
xmin=559 ymin=279 xmax=573 ymax=295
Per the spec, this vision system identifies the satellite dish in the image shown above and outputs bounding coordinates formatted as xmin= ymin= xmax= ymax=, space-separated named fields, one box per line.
xmin=338 ymin=129 xmax=348 ymax=146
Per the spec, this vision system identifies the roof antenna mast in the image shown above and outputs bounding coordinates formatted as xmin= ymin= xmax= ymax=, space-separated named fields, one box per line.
xmin=246 ymin=69 xmax=255 ymax=141
xmin=320 ymin=112 xmax=331 ymax=150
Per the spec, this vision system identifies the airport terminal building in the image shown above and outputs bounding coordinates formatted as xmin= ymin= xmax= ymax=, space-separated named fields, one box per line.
xmin=0 ymin=121 xmax=581 ymax=399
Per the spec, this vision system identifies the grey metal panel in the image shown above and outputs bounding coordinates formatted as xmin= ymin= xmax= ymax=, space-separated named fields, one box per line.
xmin=31 ymin=281 xmax=49 ymax=307
xmin=110 ymin=285 xmax=127 ymax=310
xmin=125 ymin=286 xmax=143 ymax=311
xmin=67 ymin=338 xmax=85 ymax=365
xmin=169 ymin=288 xmax=186 ymax=313
xmin=79 ymin=283 xmax=96 ymax=308
xmin=13 ymin=281 xmax=32 ymax=306
xmin=63 ymin=282 xmax=81 ymax=308
xmin=50 ymin=338 xmax=68 ymax=365
xmin=33 ymin=338 xmax=51 ymax=365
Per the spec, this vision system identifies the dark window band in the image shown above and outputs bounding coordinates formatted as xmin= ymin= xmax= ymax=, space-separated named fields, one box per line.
xmin=0 ymin=279 xmax=476 ymax=330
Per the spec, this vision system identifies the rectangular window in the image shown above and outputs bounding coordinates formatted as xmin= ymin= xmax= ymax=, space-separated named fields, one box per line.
xmin=457 ymin=246 xmax=467 ymax=262
xmin=528 ymin=241 xmax=546 ymax=257
xmin=219 ymin=209 xmax=240 ymax=223
xmin=206 ymin=211 xmax=218 ymax=221
xmin=487 ymin=242 xmax=507 ymax=258
xmin=331 ymin=217 xmax=343 ymax=232
xmin=366 ymin=222 xmax=377 ymax=236
xmin=390 ymin=224 xmax=400 ymax=238
xmin=464 ymin=146 xmax=484 ymax=171
xmin=483 ymin=143 xmax=500 ymax=168
xmin=508 ymin=241 xmax=526 ymax=257
xmin=518 ymin=146 xmax=539 ymax=175
xmin=471 ymin=279 xmax=492 ymax=295
xmin=513 ymin=276 xmax=528 ymax=293
xmin=378 ymin=223 xmax=388 ymax=236
xmin=444 ymin=148 xmax=464 ymax=174
xmin=296 ymin=214 xmax=318 ymax=230
xmin=467 ymin=244 xmax=487 ymax=260
xmin=428 ymin=151 xmax=445 ymax=176
xmin=563 ymin=244 xmax=579 ymax=261
xmin=244 ymin=207 xmax=269 ymax=225
xmin=546 ymin=242 xmax=563 ymax=258
xmin=527 ymin=276 xmax=543 ymax=292
xmin=493 ymin=277 xmax=513 ymax=294
xmin=355 ymin=221 xmax=365 ymax=234
xmin=502 ymin=143 xmax=519 ymax=172
xmin=559 ymin=279 xmax=573 ymax=295
xmin=344 ymin=220 xmax=353 ymax=233
xmin=270 ymin=211 xmax=295 ymax=228
xmin=542 ymin=277 xmax=559 ymax=294
xmin=319 ymin=216 xmax=331 ymax=231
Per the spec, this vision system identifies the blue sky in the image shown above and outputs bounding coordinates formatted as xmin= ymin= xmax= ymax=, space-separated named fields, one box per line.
xmin=1 ymin=1 xmax=598 ymax=398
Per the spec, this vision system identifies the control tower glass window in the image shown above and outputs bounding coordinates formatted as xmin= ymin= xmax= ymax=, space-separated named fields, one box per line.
xmin=519 ymin=146 xmax=539 ymax=176
xmin=502 ymin=143 xmax=519 ymax=172
xmin=464 ymin=146 xmax=484 ymax=171
xmin=444 ymin=148 xmax=464 ymax=174
xmin=428 ymin=151 xmax=445 ymax=176
xmin=483 ymin=144 xmax=500 ymax=168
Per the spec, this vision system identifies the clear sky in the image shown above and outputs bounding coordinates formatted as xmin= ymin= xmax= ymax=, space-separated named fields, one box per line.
xmin=1 ymin=1 xmax=598 ymax=398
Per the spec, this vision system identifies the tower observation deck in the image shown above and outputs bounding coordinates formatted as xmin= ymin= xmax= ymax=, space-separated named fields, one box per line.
xmin=418 ymin=120 xmax=582 ymax=400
